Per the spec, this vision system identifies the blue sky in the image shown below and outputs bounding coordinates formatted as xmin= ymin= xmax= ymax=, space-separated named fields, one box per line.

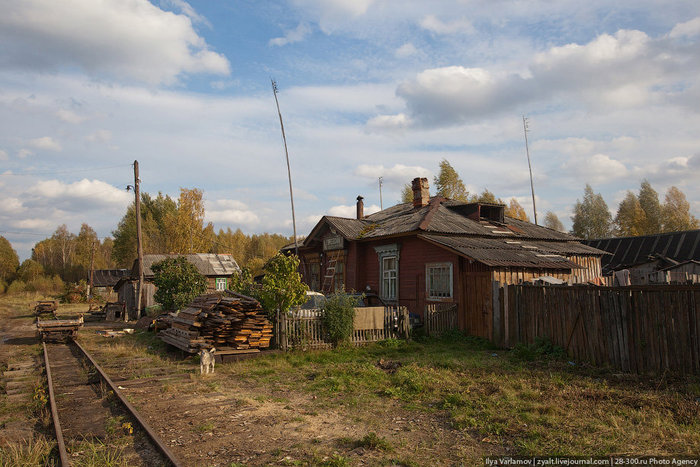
xmin=1 ymin=0 xmax=700 ymax=260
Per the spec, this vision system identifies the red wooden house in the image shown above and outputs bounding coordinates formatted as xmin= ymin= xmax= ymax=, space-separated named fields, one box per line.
xmin=295 ymin=178 xmax=606 ymax=338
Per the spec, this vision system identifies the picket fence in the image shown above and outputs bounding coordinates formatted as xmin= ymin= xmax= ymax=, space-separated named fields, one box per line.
xmin=274 ymin=306 xmax=409 ymax=351
xmin=424 ymin=303 xmax=458 ymax=336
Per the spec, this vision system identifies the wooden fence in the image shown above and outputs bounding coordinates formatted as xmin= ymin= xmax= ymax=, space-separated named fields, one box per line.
xmin=493 ymin=283 xmax=700 ymax=374
xmin=425 ymin=303 xmax=458 ymax=336
xmin=275 ymin=306 xmax=410 ymax=351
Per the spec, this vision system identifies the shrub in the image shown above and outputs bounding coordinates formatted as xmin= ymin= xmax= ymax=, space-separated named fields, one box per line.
xmin=59 ymin=280 xmax=88 ymax=303
xmin=259 ymin=253 xmax=307 ymax=318
xmin=511 ymin=336 xmax=566 ymax=361
xmin=6 ymin=279 xmax=26 ymax=295
xmin=321 ymin=291 xmax=356 ymax=346
xmin=152 ymin=256 xmax=207 ymax=311
xmin=0 ymin=280 xmax=6 ymax=294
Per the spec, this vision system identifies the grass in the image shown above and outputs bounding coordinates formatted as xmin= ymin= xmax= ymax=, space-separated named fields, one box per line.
xmin=0 ymin=436 xmax=56 ymax=466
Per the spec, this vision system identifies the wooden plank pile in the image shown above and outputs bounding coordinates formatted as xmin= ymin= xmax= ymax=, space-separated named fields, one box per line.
xmin=159 ymin=292 xmax=273 ymax=354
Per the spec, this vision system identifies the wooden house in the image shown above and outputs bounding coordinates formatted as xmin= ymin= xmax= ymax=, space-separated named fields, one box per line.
xmin=585 ymin=230 xmax=700 ymax=284
xmin=88 ymin=269 xmax=130 ymax=300
xmin=296 ymin=178 xmax=606 ymax=339
xmin=114 ymin=254 xmax=240 ymax=315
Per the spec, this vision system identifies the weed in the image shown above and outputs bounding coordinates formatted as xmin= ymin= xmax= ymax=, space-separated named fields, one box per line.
xmin=354 ymin=432 xmax=393 ymax=451
xmin=195 ymin=422 xmax=215 ymax=433
xmin=511 ymin=337 xmax=566 ymax=361
xmin=0 ymin=437 xmax=55 ymax=466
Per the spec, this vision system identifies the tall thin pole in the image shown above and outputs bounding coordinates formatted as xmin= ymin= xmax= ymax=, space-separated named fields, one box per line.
xmin=523 ymin=116 xmax=538 ymax=225
xmin=134 ymin=160 xmax=144 ymax=320
xmin=88 ymin=240 xmax=95 ymax=301
xmin=378 ymin=177 xmax=383 ymax=210
xmin=271 ymin=79 xmax=298 ymax=256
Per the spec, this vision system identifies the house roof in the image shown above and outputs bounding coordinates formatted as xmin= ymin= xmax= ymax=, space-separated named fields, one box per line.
xmin=133 ymin=254 xmax=240 ymax=278
xmin=418 ymin=234 xmax=585 ymax=269
xmin=89 ymin=269 xmax=130 ymax=288
xmin=302 ymin=197 xmax=604 ymax=269
xmin=584 ymin=229 xmax=700 ymax=273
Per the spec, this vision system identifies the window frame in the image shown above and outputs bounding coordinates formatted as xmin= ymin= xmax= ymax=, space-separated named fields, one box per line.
xmin=215 ymin=277 xmax=228 ymax=291
xmin=425 ymin=262 xmax=453 ymax=301
xmin=374 ymin=243 xmax=400 ymax=303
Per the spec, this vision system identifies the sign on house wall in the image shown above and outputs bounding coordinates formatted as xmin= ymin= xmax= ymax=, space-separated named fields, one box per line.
xmin=323 ymin=235 xmax=344 ymax=251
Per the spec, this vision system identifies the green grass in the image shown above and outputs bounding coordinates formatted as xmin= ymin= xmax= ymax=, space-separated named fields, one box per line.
xmin=0 ymin=436 xmax=56 ymax=466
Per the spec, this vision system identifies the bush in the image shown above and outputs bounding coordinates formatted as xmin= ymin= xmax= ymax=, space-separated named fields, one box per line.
xmin=0 ymin=280 xmax=6 ymax=294
xmin=59 ymin=280 xmax=88 ymax=303
xmin=511 ymin=336 xmax=566 ymax=361
xmin=321 ymin=291 xmax=357 ymax=346
xmin=6 ymin=279 xmax=26 ymax=295
xmin=152 ymin=256 xmax=207 ymax=311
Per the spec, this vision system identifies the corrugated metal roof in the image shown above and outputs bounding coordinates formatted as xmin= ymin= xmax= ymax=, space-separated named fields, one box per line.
xmin=585 ymin=229 xmax=700 ymax=272
xmin=137 ymin=254 xmax=240 ymax=277
xmin=89 ymin=269 xmax=130 ymax=287
xmin=418 ymin=234 xmax=584 ymax=269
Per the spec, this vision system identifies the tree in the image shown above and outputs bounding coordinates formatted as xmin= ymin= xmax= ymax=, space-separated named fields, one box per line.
xmin=638 ymin=180 xmax=662 ymax=235
xmin=400 ymin=183 xmax=413 ymax=203
xmin=0 ymin=236 xmax=19 ymax=282
xmin=433 ymin=159 xmax=470 ymax=201
xmin=571 ymin=184 xmax=613 ymax=239
xmin=321 ymin=291 xmax=357 ymax=346
xmin=505 ymin=198 xmax=529 ymax=221
xmin=258 ymin=253 xmax=308 ymax=318
xmin=164 ymin=188 xmax=214 ymax=254
xmin=17 ymin=259 xmax=44 ymax=282
xmin=661 ymin=186 xmax=699 ymax=232
xmin=543 ymin=211 xmax=565 ymax=232
xmin=151 ymin=256 xmax=207 ymax=311
xmin=614 ymin=191 xmax=647 ymax=237
xmin=476 ymin=189 xmax=502 ymax=204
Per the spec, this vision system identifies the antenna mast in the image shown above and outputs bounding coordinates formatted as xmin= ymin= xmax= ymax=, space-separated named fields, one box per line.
xmin=378 ymin=176 xmax=383 ymax=210
xmin=523 ymin=116 xmax=538 ymax=225
xmin=272 ymin=79 xmax=298 ymax=256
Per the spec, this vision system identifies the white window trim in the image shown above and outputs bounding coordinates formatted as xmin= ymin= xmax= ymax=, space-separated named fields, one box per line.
xmin=374 ymin=244 xmax=400 ymax=302
xmin=215 ymin=277 xmax=227 ymax=291
xmin=426 ymin=262 xmax=453 ymax=301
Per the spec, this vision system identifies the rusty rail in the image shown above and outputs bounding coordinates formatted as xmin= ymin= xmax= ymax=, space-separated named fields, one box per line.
xmin=43 ymin=340 xmax=183 ymax=467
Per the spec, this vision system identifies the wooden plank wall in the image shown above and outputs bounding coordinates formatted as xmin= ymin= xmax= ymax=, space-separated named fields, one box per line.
xmin=496 ymin=284 xmax=700 ymax=375
xmin=425 ymin=303 xmax=458 ymax=336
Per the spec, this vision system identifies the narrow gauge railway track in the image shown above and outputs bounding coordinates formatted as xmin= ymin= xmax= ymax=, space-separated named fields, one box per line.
xmin=43 ymin=340 xmax=182 ymax=466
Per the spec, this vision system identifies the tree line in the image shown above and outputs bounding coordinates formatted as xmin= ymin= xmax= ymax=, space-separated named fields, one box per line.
xmin=401 ymin=159 xmax=697 ymax=239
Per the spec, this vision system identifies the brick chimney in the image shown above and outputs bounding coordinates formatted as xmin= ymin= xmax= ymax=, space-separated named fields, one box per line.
xmin=356 ymin=195 xmax=364 ymax=219
xmin=411 ymin=177 xmax=430 ymax=208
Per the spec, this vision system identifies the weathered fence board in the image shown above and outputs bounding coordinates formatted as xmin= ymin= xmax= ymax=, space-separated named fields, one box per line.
xmin=275 ymin=306 xmax=409 ymax=351
xmin=499 ymin=284 xmax=700 ymax=375
xmin=425 ymin=303 xmax=458 ymax=337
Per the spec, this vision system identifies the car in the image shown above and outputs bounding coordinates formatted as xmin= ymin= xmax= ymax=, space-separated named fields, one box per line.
xmin=299 ymin=291 xmax=327 ymax=310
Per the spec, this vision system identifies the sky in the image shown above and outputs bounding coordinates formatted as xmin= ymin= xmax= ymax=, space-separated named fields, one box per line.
xmin=1 ymin=0 xmax=700 ymax=260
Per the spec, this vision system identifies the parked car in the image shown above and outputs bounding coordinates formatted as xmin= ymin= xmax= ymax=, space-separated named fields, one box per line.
xmin=299 ymin=291 xmax=326 ymax=310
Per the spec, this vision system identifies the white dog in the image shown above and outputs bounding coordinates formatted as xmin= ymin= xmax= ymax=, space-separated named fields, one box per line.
xmin=199 ymin=347 xmax=216 ymax=374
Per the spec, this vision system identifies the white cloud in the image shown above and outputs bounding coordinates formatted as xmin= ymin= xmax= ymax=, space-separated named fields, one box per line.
xmin=0 ymin=197 xmax=24 ymax=214
xmin=669 ymin=16 xmax=700 ymax=39
xmin=206 ymin=199 xmax=260 ymax=225
xmin=28 ymin=136 xmax=61 ymax=151
xmin=395 ymin=43 xmax=418 ymax=58
xmin=291 ymin=0 xmax=375 ymax=32
xmin=160 ymin=0 xmax=211 ymax=27
xmin=17 ymin=149 xmax=33 ymax=158
xmin=269 ymin=23 xmax=312 ymax=47
xmin=366 ymin=113 xmax=412 ymax=131
xmin=328 ymin=203 xmax=380 ymax=218
xmin=562 ymin=153 xmax=628 ymax=184
xmin=0 ymin=149 xmax=7 ymax=161
xmin=374 ymin=24 xmax=700 ymax=127
xmin=354 ymin=163 xmax=431 ymax=185
xmin=12 ymin=218 xmax=55 ymax=230
xmin=55 ymin=109 xmax=86 ymax=124
xmin=85 ymin=130 xmax=112 ymax=143
xmin=0 ymin=0 xmax=230 ymax=84
xmin=28 ymin=179 xmax=131 ymax=208
xmin=420 ymin=15 xmax=475 ymax=35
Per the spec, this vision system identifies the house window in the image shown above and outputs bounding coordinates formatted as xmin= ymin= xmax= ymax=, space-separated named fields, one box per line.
xmin=426 ymin=263 xmax=452 ymax=300
xmin=334 ymin=262 xmax=344 ymax=292
xmin=375 ymin=244 xmax=400 ymax=302
xmin=382 ymin=256 xmax=397 ymax=300
xmin=215 ymin=278 xmax=227 ymax=291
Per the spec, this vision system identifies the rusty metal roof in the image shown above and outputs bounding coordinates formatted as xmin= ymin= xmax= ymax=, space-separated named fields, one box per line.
xmin=89 ymin=269 xmax=130 ymax=287
xmin=136 ymin=254 xmax=240 ymax=278
xmin=419 ymin=234 xmax=583 ymax=269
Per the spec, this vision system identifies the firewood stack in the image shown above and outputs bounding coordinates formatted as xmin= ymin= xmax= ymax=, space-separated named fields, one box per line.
xmin=158 ymin=292 xmax=273 ymax=354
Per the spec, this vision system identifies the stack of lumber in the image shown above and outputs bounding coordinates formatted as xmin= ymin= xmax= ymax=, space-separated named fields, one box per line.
xmin=159 ymin=292 xmax=273 ymax=354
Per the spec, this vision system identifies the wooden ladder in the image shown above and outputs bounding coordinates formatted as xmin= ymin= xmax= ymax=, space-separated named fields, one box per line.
xmin=321 ymin=252 xmax=340 ymax=294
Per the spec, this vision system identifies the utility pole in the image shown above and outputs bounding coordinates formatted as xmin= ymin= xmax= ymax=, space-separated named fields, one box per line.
xmin=271 ymin=79 xmax=298 ymax=256
xmin=523 ymin=116 xmax=538 ymax=225
xmin=134 ymin=160 xmax=144 ymax=321
xmin=88 ymin=240 xmax=95 ymax=302
xmin=378 ymin=177 xmax=383 ymax=210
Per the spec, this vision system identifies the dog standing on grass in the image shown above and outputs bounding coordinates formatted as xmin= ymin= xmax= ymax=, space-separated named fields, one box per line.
xmin=200 ymin=347 xmax=216 ymax=375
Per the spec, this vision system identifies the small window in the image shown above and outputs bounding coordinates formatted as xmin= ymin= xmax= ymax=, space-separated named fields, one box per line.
xmin=215 ymin=278 xmax=227 ymax=291
xmin=382 ymin=256 xmax=397 ymax=300
xmin=426 ymin=263 xmax=452 ymax=299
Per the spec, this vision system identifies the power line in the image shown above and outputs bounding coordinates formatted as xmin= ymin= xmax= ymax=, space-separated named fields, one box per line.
xmin=0 ymin=163 xmax=131 ymax=177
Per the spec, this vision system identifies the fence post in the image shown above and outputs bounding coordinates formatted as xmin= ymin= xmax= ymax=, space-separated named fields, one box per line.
xmin=280 ymin=309 xmax=288 ymax=351
xmin=492 ymin=281 xmax=501 ymax=346
xmin=503 ymin=284 xmax=510 ymax=347
xmin=425 ymin=305 xmax=431 ymax=336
